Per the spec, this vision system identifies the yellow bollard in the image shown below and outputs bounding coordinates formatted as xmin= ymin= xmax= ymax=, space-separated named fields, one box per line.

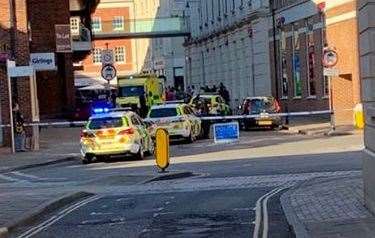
xmin=155 ymin=128 xmax=170 ymax=172
xmin=354 ymin=103 xmax=365 ymax=129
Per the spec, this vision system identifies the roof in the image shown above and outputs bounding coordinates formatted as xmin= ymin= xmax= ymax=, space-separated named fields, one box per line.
xmin=197 ymin=95 xmax=218 ymax=98
xmin=150 ymin=103 xmax=185 ymax=110
xmin=89 ymin=111 xmax=133 ymax=120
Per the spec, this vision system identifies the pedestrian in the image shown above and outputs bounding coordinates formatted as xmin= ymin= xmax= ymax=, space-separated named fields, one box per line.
xmin=13 ymin=104 xmax=26 ymax=152
xmin=110 ymin=90 xmax=117 ymax=107
xmin=212 ymin=85 xmax=217 ymax=93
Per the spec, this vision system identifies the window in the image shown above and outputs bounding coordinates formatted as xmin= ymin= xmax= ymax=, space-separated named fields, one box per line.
xmin=91 ymin=17 xmax=101 ymax=32
xmin=112 ymin=16 xmax=124 ymax=31
xmin=279 ymin=28 xmax=288 ymax=98
xmin=292 ymin=23 xmax=302 ymax=97
xmin=93 ymin=48 xmax=102 ymax=64
xmin=115 ymin=47 xmax=125 ymax=63
xmin=306 ymin=18 xmax=316 ymax=97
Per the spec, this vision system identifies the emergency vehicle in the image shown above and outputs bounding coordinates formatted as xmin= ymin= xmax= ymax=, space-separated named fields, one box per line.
xmin=80 ymin=109 xmax=154 ymax=164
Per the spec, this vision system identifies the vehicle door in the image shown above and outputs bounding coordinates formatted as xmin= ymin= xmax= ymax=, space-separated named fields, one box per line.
xmin=130 ymin=115 xmax=148 ymax=146
xmin=184 ymin=105 xmax=199 ymax=136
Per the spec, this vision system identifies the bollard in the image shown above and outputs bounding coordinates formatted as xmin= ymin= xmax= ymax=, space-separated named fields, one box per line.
xmin=155 ymin=128 xmax=170 ymax=172
xmin=354 ymin=103 xmax=365 ymax=129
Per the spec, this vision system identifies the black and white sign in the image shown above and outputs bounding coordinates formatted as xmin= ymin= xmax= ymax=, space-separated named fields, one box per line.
xmin=30 ymin=53 xmax=56 ymax=71
xmin=323 ymin=67 xmax=339 ymax=77
xmin=101 ymin=49 xmax=114 ymax=66
xmin=323 ymin=49 xmax=338 ymax=68
xmin=101 ymin=65 xmax=117 ymax=81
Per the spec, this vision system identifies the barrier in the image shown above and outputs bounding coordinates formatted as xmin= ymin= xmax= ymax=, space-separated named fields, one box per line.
xmin=0 ymin=110 xmax=332 ymax=128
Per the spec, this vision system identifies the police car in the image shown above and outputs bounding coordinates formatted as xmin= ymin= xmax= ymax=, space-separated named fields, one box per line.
xmin=80 ymin=109 xmax=154 ymax=164
xmin=190 ymin=94 xmax=231 ymax=116
xmin=145 ymin=103 xmax=202 ymax=143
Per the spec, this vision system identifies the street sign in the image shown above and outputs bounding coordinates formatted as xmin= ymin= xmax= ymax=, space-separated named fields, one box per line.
xmin=213 ymin=122 xmax=240 ymax=144
xmin=30 ymin=53 xmax=56 ymax=71
xmin=101 ymin=49 xmax=114 ymax=66
xmin=101 ymin=65 xmax=117 ymax=81
xmin=155 ymin=128 xmax=169 ymax=171
xmin=55 ymin=25 xmax=72 ymax=53
xmin=324 ymin=67 xmax=339 ymax=77
xmin=8 ymin=66 xmax=34 ymax=77
xmin=323 ymin=49 xmax=338 ymax=68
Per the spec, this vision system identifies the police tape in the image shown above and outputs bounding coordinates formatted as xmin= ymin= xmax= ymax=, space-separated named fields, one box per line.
xmin=0 ymin=121 xmax=87 ymax=128
xmin=0 ymin=110 xmax=332 ymax=128
xmin=199 ymin=110 xmax=332 ymax=120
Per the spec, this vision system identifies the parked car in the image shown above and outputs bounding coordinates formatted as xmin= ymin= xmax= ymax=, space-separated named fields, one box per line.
xmin=239 ymin=97 xmax=282 ymax=130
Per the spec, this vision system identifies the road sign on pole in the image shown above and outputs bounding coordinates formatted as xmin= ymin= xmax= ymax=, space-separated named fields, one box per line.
xmin=101 ymin=49 xmax=114 ymax=67
xmin=101 ymin=65 xmax=117 ymax=81
xmin=323 ymin=48 xmax=338 ymax=68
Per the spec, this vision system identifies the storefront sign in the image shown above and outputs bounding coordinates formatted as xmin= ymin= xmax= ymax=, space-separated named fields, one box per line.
xmin=55 ymin=25 xmax=72 ymax=53
xmin=30 ymin=53 xmax=56 ymax=71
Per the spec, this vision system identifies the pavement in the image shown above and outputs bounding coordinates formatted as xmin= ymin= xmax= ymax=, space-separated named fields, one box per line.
xmin=284 ymin=115 xmax=361 ymax=136
xmin=0 ymin=127 xmax=81 ymax=173
xmin=281 ymin=174 xmax=375 ymax=238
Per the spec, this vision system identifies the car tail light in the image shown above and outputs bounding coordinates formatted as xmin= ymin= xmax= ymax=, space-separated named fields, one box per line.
xmin=81 ymin=131 xmax=95 ymax=138
xmin=118 ymin=128 xmax=135 ymax=135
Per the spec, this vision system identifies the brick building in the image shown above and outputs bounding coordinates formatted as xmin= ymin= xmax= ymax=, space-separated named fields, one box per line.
xmin=0 ymin=0 xmax=88 ymax=146
xmin=270 ymin=0 xmax=361 ymax=126
xmin=74 ymin=0 xmax=160 ymax=87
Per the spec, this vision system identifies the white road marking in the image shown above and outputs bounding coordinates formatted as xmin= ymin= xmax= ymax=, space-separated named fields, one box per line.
xmin=0 ymin=174 xmax=25 ymax=183
xmin=11 ymin=172 xmax=41 ymax=180
xmin=262 ymin=188 xmax=286 ymax=238
xmin=252 ymin=187 xmax=286 ymax=238
xmin=17 ymin=195 xmax=101 ymax=238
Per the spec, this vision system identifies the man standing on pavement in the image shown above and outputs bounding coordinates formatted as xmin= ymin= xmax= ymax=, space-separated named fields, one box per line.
xmin=13 ymin=102 xmax=26 ymax=152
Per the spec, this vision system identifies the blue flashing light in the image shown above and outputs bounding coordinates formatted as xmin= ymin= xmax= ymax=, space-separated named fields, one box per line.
xmin=93 ymin=108 xmax=110 ymax=114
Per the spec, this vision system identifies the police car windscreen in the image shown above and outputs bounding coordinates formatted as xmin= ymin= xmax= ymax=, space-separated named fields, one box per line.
xmin=119 ymin=86 xmax=145 ymax=97
xmin=88 ymin=117 xmax=126 ymax=130
xmin=149 ymin=108 xmax=178 ymax=118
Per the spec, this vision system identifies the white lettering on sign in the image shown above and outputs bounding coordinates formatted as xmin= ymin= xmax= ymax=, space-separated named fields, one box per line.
xmin=30 ymin=53 xmax=56 ymax=71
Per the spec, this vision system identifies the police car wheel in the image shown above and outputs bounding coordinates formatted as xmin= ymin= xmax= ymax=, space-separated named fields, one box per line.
xmin=82 ymin=155 xmax=93 ymax=164
xmin=145 ymin=140 xmax=155 ymax=156
xmin=185 ymin=131 xmax=194 ymax=144
xmin=135 ymin=146 xmax=145 ymax=160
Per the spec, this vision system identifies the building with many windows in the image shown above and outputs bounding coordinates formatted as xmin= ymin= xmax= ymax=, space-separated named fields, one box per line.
xmin=184 ymin=0 xmax=272 ymax=107
xmin=270 ymin=0 xmax=361 ymax=126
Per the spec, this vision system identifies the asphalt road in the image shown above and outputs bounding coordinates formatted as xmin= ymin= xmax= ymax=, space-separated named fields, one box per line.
xmin=4 ymin=130 xmax=363 ymax=238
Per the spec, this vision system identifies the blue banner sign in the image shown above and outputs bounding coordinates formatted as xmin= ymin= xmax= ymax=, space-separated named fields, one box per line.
xmin=213 ymin=122 xmax=240 ymax=144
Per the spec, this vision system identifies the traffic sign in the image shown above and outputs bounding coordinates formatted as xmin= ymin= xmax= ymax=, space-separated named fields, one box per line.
xmin=323 ymin=48 xmax=338 ymax=68
xmin=213 ymin=122 xmax=240 ymax=144
xmin=324 ymin=67 xmax=339 ymax=77
xmin=101 ymin=49 xmax=114 ymax=66
xmin=101 ymin=65 xmax=117 ymax=81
